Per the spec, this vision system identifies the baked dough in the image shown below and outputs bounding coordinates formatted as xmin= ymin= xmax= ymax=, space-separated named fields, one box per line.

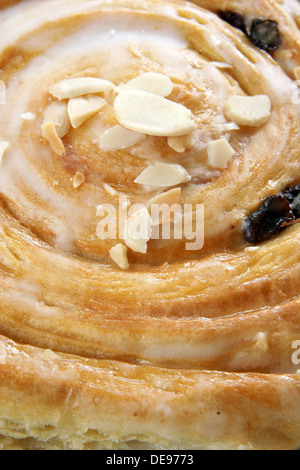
xmin=0 ymin=0 xmax=300 ymax=450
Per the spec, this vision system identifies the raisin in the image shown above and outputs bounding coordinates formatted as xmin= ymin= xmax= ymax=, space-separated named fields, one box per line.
xmin=219 ymin=11 xmax=246 ymax=33
xmin=282 ymin=185 xmax=300 ymax=218
xmin=243 ymin=195 xmax=295 ymax=244
xmin=220 ymin=11 xmax=281 ymax=52
xmin=249 ymin=19 xmax=281 ymax=51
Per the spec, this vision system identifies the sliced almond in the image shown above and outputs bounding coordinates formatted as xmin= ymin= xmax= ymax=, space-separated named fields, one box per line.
xmin=114 ymin=90 xmax=196 ymax=137
xmin=49 ymin=77 xmax=115 ymax=100
xmin=134 ymin=162 xmax=191 ymax=187
xmin=41 ymin=121 xmax=65 ymax=156
xmin=99 ymin=124 xmax=146 ymax=151
xmin=68 ymin=95 xmax=106 ymax=128
xmin=211 ymin=122 xmax=240 ymax=133
xmin=167 ymin=137 xmax=185 ymax=153
xmin=167 ymin=134 xmax=195 ymax=153
xmin=254 ymin=332 xmax=268 ymax=352
xmin=148 ymin=188 xmax=181 ymax=226
xmin=210 ymin=61 xmax=232 ymax=69
xmin=116 ymin=72 xmax=173 ymax=97
xmin=0 ymin=80 xmax=6 ymax=105
xmin=224 ymin=94 xmax=271 ymax=127
xmin=0 ymin=141 xmax=9 ymax=165
xmin=109 ymin=244 xmax=129 ymax=270
xmin=294 ymin=66 xmax=300 ymax=81
xmin=43 ymin=101 xmax=70 ymax=138
xmin=147 ymin=188 xmax=181 ymax=209
xmin=73 ymin=171 xmax=85 ymax=189
xmin=124 ymin=207 xmax=152 ymax=254
xmin=206 ymin=138 xmax=235 ymax=169
xmin=168 ymin=137 xmax=185 ymax=153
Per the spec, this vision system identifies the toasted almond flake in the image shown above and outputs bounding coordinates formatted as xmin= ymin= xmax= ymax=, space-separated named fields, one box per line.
xmin=206 ymin=138 xmax=235 ymax=169
xmin=0 ymin=141 xmax=9 ymax=165
xmin=294 ymin=66 xmax=300 ymax=80
xmin=254 ymin=332 xmax=268 ymax=352
xmin=99 ymin=124 xmax=146 ymax=151
xmin=167 ymin=134 xmax=195 ymax=153
xmin=41 ymin=121 xmax=65 ymax=156
xmin=73 ymin=172 xmax=85 ymax=189
xmin=147 ymin=188 xmax=181 ymax=209
xmin=49 ymin=77 xmax=115 ymax=100
xmin=167 ymin=138 xmax=185 ymax=153
xmin=148 ymin=188 xmax=181 ymax=226
xmin=20 ymin=112 xmax=36 ymax=121
xmin=135 ymin=162 xmax=191 ymax=187
xmin=0 ymin=80 xmax=6 ymax=104
xmin=211 ymin=122 xmax=240 ymax=133
xmin=68 ymin=95 xmax=106 ymax=128
xmin=224 ymin=95 xmax=271 ymax=127
xmin=103 ymin=183 xmax=116 ymax=196
xmin=43 ymin=101 xmax=70 ymax=138
xmin=210 ymin=61 xmax=232 ymax=69
xmin=114 ymin=90 xmax=196 ymax=137
xmin=109 ymin=244 xmax=129 ymax=270
xmin=116 ymin=72 xmax=173 ymax=97
xmin=124 ymin=207 xmax=152 ymax=254
xmin=245 ymin=246 xmax=260 ymax=252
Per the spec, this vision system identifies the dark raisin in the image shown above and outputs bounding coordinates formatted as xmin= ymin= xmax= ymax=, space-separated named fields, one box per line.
xmin=243 ymin=195 xmax=295 ymax=244
xmin=282 ymin=185 xmax=300 ymax=218
xmin=249 ymin=19 xmax=281 ymax=51
xmin=219 ymin=11 xmax=246 ymax=33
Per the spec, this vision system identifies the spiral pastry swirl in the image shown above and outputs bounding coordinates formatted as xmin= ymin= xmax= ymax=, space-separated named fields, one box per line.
xmin=0 ymin=0 xmax=300 ymax=450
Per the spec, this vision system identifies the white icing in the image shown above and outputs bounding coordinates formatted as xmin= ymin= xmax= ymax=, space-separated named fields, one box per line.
xmin=0 ymin=11 xmax=190 ymax=253
xmin=0 ymin=0 xmax=298 ymax=255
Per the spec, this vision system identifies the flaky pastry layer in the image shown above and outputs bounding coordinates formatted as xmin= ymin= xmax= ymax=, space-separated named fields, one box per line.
xmin=0 ymin=0 xmax=299 ymax=450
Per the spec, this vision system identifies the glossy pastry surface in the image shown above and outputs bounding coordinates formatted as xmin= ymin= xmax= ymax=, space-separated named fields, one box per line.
xmin=0 ymin=0 xmax=300 ymax=450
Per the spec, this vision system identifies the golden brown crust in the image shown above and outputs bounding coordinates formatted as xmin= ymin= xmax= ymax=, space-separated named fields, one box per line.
xmin=0 ymin=0 xmax=23 ymax=10
xmin=1 ymin=335 xmax=300 ymax=450
xmin=0 ymin=0 xmax=299 ymax=450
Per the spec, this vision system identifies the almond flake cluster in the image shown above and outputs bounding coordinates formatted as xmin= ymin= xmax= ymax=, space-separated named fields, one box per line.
xmin=20 ymin=69 xmax=271 ymax=270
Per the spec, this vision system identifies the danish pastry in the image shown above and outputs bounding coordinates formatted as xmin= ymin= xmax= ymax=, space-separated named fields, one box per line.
xmin=0 ymin=0 xmax=300 ymax=450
